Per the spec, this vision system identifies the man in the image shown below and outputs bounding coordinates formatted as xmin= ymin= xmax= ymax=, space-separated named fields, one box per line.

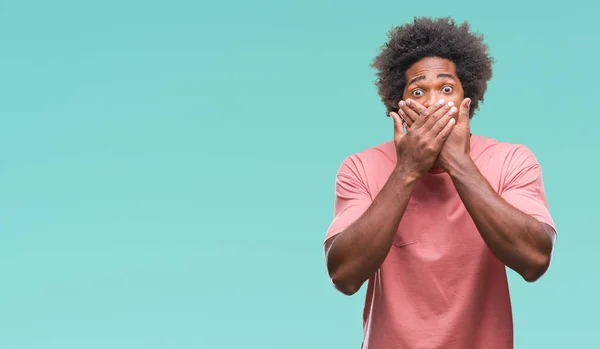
xmin=323 ymin=17 xmax=557 ymax=349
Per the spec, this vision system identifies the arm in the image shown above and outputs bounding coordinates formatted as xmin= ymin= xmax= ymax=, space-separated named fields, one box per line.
xmin=325 ymin=99 xmax=457 ymax=295
xmin=324 ymin=167 xmax=417 ymax=295
xmin=447 ymin=155 xmax=556 ymax=282
xmin=399 ymin=97 xmax=556 ymax=282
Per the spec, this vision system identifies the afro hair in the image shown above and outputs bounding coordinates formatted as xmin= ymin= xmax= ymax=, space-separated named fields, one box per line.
xmin=371 ymin=17 xmax=494 ymax=118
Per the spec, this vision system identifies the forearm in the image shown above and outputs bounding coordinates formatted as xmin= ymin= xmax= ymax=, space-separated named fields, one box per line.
xmin=325 ymin=167 xmax=417 ymax=295
xmin=448 ymin=157 xmax=554 ymax=282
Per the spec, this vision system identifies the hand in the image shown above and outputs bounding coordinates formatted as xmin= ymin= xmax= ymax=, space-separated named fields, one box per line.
xmin=396 ymin=98 xmax=472 ymax=173
xmin=389 ymin=99 xmax=458 ymax=179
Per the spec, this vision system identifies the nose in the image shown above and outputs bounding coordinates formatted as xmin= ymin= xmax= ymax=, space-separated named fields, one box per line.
xmin=423 ymin=92 xmax=442 ymax=108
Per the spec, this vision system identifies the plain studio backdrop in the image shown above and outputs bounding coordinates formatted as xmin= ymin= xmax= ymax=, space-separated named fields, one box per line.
xmin=0 ymin=0 xmax=598 ymax=348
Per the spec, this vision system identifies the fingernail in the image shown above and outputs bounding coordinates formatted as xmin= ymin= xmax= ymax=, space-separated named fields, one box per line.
xmin=399 ymin=101 xmax=405 ymax=107
xmin=438 ymin=99 xmax=445 ymax=105
xmin=448 ymin=101 xmax=454 ymax=107
xmin=449 ymin=107 xmax=457 ymax=114
xmin=467 ymin=99 xmax=471 ymax=107
xmin=406 ymin=100 xmax=412 ymax=106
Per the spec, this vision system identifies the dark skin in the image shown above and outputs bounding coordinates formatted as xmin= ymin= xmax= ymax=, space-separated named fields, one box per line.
xmin=325 ymin=57 xmax=555 ymax=295
xmin=395 ymin=57 xmax=556 ymax=282
xmin=324 ymin=67 xmax=458 ymax=295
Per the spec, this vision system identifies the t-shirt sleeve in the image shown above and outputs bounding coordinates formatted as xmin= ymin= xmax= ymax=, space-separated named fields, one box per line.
xmin=500 ymin=145 xmax=556 ymax=233
xmin=324 ymin=155 xmax=373 ymax=243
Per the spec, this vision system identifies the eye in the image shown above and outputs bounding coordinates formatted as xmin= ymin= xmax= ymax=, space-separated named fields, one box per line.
xmin=442 ymin=85 xmax=453 ymax=93
xmin=412 ymin=89 xmax=424 ymax=97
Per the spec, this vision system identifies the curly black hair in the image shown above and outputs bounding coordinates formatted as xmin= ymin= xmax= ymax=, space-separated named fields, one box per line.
xmin=371 ymin=17 xmax=493 ymax=119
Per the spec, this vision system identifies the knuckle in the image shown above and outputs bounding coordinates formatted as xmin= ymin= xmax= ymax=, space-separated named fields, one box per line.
xmin=437 ymin=105 xmax=450 ymax=117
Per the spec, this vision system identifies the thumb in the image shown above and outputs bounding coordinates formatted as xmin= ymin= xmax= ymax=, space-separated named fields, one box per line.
xmin=389 ymin=112 xmax=406 ymax=141
xmin=459 ymin=98 xmax=471 ymax=125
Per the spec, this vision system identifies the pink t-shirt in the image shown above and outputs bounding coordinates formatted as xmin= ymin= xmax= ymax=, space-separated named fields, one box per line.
xmin=325 ymin=134 xmax=556 ymax=349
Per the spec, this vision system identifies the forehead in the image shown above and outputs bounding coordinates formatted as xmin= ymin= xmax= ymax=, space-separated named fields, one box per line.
xmin=405 ymin=57 xmax=457 ymax=81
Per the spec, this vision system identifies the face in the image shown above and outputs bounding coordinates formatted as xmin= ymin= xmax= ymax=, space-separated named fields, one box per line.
xmin=402 ymin=57 xmax=464 ymax=108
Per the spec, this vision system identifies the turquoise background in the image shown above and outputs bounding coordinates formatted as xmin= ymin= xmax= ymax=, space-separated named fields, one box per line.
xmin=0 ymin=0 xmax=597 ymax=348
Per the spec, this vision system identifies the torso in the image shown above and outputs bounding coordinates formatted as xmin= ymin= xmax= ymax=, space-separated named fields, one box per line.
xmin=355 ymin=134 xmax=515 ymax=349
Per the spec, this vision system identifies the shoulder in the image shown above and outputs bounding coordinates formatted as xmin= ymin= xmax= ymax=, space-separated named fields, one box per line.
xmin=336 ymin=140 xmax=395 ymax=174
xmin=471 ymin=134 xmax=539 ymax=168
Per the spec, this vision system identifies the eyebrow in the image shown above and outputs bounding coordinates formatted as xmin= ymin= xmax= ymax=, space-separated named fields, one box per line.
xmin=408 ymin=73 xmax=456 ymax=86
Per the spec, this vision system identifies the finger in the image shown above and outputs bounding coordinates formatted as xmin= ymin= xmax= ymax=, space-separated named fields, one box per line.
xmin=394 ymin=109 xmax=408 ymax=125
xmin=412 ymin=99 xmax=446 ymax=128
xmin=430 ymin=105 xmax=458 ymax=135
xmin=398 ymin=100 xmax=419 ymax=126
xmin=389 ymin=112 xmax=406 ymax=137
xmin=458 ymin=98 xmax=471 ymax=125
xmin=397 ymin=108 xmax=413 ymax=127
xmin=423 ymin=101 xmax=454 ymax=130
xmin=434 ymin=117 xmax=456 ymax=146
xmin=406 ymin=98 xmax=427 ymax=115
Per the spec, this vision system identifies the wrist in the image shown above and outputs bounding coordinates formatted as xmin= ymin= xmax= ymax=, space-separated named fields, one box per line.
xmin=447 ymin=154 xmax=476 ymax=180
xmin=392 ymin=165 xmax=421 ymax=186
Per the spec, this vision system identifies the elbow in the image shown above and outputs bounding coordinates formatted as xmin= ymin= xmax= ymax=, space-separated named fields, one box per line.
xmin=523 ymin=222 xmax=556 ymax=283
xmin=522 ymin=253 xmax=551 ymax=283
xmin=330 ymin=275 xmax=361 ymax=296
xmin=327 ymin=264 xmax=362 ymax=296
xmin=324 ymin=237 xmax=363 ymax=296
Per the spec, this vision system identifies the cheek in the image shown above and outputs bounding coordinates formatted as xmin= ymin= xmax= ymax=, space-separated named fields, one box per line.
xmin=451 ymin=89 xmax=464 ymax=105
xmin=456 ymin=86 xmax=465 ymax=99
